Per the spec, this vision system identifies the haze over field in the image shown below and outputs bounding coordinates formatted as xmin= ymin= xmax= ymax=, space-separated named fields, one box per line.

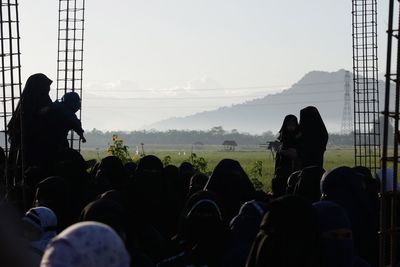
xmin=18 ymin=1 xmax=390 ymax=132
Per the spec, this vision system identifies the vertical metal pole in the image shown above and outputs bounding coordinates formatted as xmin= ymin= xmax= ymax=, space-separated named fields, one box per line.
xmin=0 ymin=3 xmax=8 ymax=190
xmin=78 ymin=0 xmax=85 ymax=151
xmin=14 ymin=1 xmax=23 ymax=182
xmin=381 ymin=0 xmax=395 ymax=265
xmin=72 ymin=0 xmax=76 ymax=93
xmin=56 ymin=0 xmax=62 ymax=100
xmin=372 ymin=0 xmax=380 ymax=171
xmin=391 ymin=5 xmax=400 ymax=261
xmin=64 ymin=0 xmax=70 ymax=97
xmin=15 ymin=1 xmax=21 ymax=96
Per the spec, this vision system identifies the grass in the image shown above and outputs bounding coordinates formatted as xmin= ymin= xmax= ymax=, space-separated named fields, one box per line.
xmin=81 ymin=147 xmax=355 ymax=192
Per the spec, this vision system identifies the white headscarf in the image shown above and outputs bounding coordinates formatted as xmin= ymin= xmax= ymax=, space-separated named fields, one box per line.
xmin=22 ymin=207 xmax=57 ymax=253
xmin=40 ymin=221 xmax=130 ymax=267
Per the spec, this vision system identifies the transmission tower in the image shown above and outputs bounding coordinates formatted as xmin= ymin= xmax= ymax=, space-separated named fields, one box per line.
xmin=341 ymin=71 xmax=353 ymax=135
xmin=380 ymin=1 xmax=400 ymax=266
xmin=56 ymin=0 xmax=85 ymax=150
xmin=351 ymin=0 xmax=381 ymax=171
xmin=0 ymin=1 xmax=22 ymax=191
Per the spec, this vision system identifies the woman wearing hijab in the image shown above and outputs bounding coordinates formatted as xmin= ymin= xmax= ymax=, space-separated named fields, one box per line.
xmin=275 ymin=115 xmax=300 ymax=170
xmin=178 ymin=162 xmax=195 ymax=197
xmin=272 ymin=114 xmax=300 ymax=197
xmin=79 ymin=199 xmax=155 ymax=267
xmin=162 ymin=164 xmax=183 ymax=239
xmin=320 ymin=166 xmax=378 ymax=266
xmin=0 ymin=203 xmax=35 ymax=267
xmin=128 ymin=155 xmax=165 ymax=230
xmin=205 ymin=159 xmax=256 ymax=221
xmin=313 ymin=201 xmax=370 ymax=267
xmin=297 ymin=106 xmax=328 ymax=168
xmin=22 ymin=207 xmax=57 ymax=266
xmin=293 ymin=165 xmax=325 ymax=202
xmin=188 ymin=173 xmax=209 ymax=198
xmin=285 ymin=170 xmax=301 ymax=194
xmin=158 ymin=191 xmax=227 ymax=267
xmin=223 ymin=200 xmax=267 ymax=267
xmin=33 ymin=176 xmax=72 ymax=231
xmin=246 ymin=195 xmax=320 ymax=267
xmin=40 ymin=221 xmax=130 ymax=267
xmin=94 ymin=156 xmax=128 ymax=193
xmin=7 ymin=74 xmax=53 ymax=179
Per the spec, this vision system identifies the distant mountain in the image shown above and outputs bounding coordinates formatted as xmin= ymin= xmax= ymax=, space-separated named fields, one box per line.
xmin=150 ymin=69 xmax=386 ymax=134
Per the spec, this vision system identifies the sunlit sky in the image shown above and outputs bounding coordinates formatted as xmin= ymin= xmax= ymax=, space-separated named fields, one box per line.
xmin=18 ymin=0 xmax=390 ymax=131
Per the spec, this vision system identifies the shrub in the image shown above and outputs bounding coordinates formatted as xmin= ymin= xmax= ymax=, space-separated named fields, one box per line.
xmin=107 ymin=135 xmax=132 ymax=164
xmin=249 ymin=160 xmax=264 ymax=190
xmin=162 ymin=155 xmax=172 ymax=167
xmin=187 ymin=153 xmax=208 ymax=173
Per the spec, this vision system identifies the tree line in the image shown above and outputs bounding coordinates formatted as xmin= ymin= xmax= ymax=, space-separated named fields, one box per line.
xmin=82 ymin=126 xmax=355 ymax=149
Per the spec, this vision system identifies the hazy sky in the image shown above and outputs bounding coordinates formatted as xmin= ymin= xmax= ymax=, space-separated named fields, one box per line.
xmin=18 ymin=0 xmax=390 ymax=130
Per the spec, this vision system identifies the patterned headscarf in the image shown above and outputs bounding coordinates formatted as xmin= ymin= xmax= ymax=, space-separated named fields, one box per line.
xmin=40 ymin=221 xmax=130 ymax=267
xmin=23 ymin=207 xmax=57 ymax=253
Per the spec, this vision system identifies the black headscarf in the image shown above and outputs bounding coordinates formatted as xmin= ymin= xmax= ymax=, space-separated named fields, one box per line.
xmin=188 ymin=173 xmax=209 ymax=198
xmin=162 ymin=164 xmax=182 ymax=238
xmin=7 ymin=74 xmax=52 ymax=170
xmin=285 ymin=170 xmax=302 ymax=194
xmin=205 ymin=159 xmax=256 ymax=221
xmin=294 ymin=166 xmax=325 ymax=202
xmin=129 ymin=155 xmax=165 ymax=230
xmin=320 ymin=166 xmax=377 ymax=265
xmin=0 ymin=202 xmax=34 ymax=267
xmin=179 ymin=162 xmax=195 ymax=197
xmin=224 ymin=200 xmax=267 ymax=267
xmin=54 ymin=148 xmax=88 ymax=183
xmin=273 ymin=115 xmax=300 ymax=196
xmin=79 ymin=198 xmax=157 ymax=267
xmin=95 ymin=156 xmax=128 ymax=192
xmin=100 ymin=190 xmax=127 ymax=208
xmin=175 ymin=190 xmax=227 ymax=266
xmin=33 ymin=176 xmax=72 ymax=231
xmin=313 ymin=201 xmax=354 ymax=267
xmin=8 ymin=73 xmax=52 ymax=142
xmin=124 ymin=162 xmax=137 ymax=180
xmin=246 ymin=195 xmax=320 ymax=267
xmin=80 ymin=199 xmax=128 ymax=240
xmin=137 ymin=155 xmax=163 ymax=174
xmin=277 ymin=114 xmax=298 ymax=147
xmin=298 ymin=106 xmax=328 ymax=168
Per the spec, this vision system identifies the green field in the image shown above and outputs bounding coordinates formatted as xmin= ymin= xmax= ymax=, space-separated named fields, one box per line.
xmin=82 ymin=147 xmax=355 ymax=192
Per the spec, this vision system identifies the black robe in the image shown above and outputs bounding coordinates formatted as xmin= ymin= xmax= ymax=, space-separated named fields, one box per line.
xmin=297 ymin=106 xmax=328 ymax=168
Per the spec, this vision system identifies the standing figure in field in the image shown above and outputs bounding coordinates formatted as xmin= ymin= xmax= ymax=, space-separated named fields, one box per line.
xmin=272 ymin=114 xmax=300 ymax=197
xmin=297 ymin=106 xmax=328 ymax=168
xmin=8 ymin=74 xmax=53 ymax=176
xmin=40 ymin=92 xmax=86 ymax=164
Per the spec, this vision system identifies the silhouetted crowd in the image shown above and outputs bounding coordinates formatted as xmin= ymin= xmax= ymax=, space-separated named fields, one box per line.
xmin=0 ymin=74 xmax=384 ymax=267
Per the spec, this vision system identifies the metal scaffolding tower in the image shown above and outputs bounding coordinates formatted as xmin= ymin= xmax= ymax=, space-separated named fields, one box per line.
xmin=341 ymin=71 xmax=353 ymax=135
xmin=352 ymin=0 xmax=381 ymax=171
xmin=0 ymin=0 xmax=22 ymax=188
xmin=56 ymin=0 xmax=85 ymax=150
xmin=381 ymin=1 xmax=400 ymax=266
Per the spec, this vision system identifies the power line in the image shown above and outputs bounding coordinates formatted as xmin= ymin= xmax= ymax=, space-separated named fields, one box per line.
xmin=86 ymin=89 xmax=344 ymax=101
xmin=86 ymin=80 xmax=345 ymax=93
xmin=85 ymin=98 xmax=343 ymax=109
